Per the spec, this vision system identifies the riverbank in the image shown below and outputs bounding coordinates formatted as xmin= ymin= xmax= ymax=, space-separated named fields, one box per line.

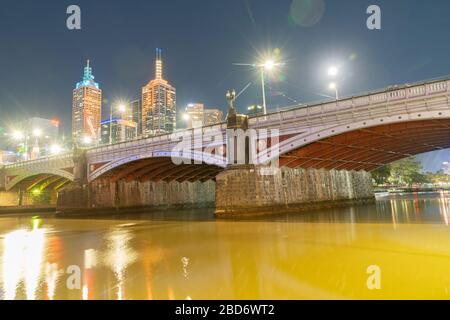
xmin=0 ymin=206 xmax=55 ymax=214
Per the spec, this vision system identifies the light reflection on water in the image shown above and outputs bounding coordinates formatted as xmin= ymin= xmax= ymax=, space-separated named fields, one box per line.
xmin=1 ymin=192 xmax=450 ymax=300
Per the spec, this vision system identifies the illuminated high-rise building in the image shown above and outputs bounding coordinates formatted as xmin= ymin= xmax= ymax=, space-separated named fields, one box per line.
xmin=204 ymin=108 xmax=223 ymax=126
xmin=72 ymin=60 xmax=102 ymax=145
xmin=184 ymin=103 xmax=205 ymax=128
xmin=129 ymin=99 xmax=142 ymax=137
xmin=100 ymin=119 xmax=137 ymax=145
xmin=142 ymin=49 xmax=176 ymax=137
xmin=184 ymin=103 xmax=223 ymax=129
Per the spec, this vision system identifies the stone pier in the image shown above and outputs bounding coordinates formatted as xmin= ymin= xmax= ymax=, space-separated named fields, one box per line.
xmin=56 ymin=166 xmax=374 ymax=215
xmin=215 ymin=166 xmax=374 ymax=216
xmin=88 ymin=179 xmax=215 ymax=209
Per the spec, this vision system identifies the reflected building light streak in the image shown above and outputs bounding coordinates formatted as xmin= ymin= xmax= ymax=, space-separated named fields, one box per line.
xmin=2 ymin=230 xmax=26 ymax=300
xmin=413 ymin=192 xmax=421 ymax=217
xmin=82 ymin=284 xmax=89 ymax=301
xmin=402 ymin=200 xmax=410 ymax=223
xmin=349 ymin=207 xmax=356 ymax=241
xmin=83 ymin=249 xmax=97 ymax=300
xmin=182 ymin=257 xmax=190 ymax=280
xmin=104 ymin=230 xmax=138 ymax=300
xmin=390 ymin=199 xmax=398 ymax=229
xmin=45 ymin=263 xmax=62 ymax=300
xmin=24 ymin=228 xmax=45 ymax=300
xmin=2 ymin=228 xmax=46 ymax=300
xmin=439 ymin=190 xmax=449 ymax=226
xmin=84 ymin=249 xmax=97 ymax=269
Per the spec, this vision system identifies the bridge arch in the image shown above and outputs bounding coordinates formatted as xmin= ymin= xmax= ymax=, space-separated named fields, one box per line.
xmin=258 ymin=111 xmax=450 ymax=172
xmin=88 ymin=151 xmax=226 ymax=183
xmin=6 ymin=169 xmax=74 ymax=191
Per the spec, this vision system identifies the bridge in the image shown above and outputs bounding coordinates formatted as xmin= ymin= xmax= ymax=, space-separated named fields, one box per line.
xmin=2 ymin=76 xmax=450 ymax=214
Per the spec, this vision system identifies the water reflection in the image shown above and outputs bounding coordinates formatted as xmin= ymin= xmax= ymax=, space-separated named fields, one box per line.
xmin=45 ymin=263 xmax=62 ymax=300
xmin=1 ymin=193 xmax=450 ymax=299
xmin=2 ymin=227 xmax=45 ymax=300
xmin=103 ymin=228 xmax=138 ymax=300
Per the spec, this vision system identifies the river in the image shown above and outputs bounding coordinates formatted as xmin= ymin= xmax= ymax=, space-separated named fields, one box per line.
xmin=1 ymin=192 xmax=450 ymax=300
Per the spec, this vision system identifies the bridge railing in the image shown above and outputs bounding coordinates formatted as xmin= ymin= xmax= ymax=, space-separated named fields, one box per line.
xmin=86 ymin=122 xmax=228 ymax=163
xmin=3 ymin=153 xmax=73 ymax=169
xmin=249 ymin=76 xmax=450 ymax=127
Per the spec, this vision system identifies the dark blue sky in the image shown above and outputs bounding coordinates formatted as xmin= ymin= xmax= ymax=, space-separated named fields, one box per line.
xmin=1 ymin=0 xmax=450 ymax=171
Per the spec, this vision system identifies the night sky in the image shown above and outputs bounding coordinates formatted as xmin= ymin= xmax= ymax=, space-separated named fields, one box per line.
xmin=1 ymin=0 xmax=450 ymax=171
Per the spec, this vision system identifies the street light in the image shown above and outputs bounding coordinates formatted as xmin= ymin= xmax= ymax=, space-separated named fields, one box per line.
xmin=327 ymin=65 xmax=339 ymax=100
xmin=83 ymin=136 xmax=92 ymax=146
xmin=10 ymin=130 xmax=29 ymax=160
xmin=233 ymin=59 xmax=285 ymax=115
xmin=50 ymin=144 xmax=62 ymax=155
xmin=32 ymin=128 xmax=42 ymax=137
xmin=329 ymin=82 xmax=339 ymax=100
xmin=12 ymin=131 xmax=24 ymax=140
xmin=118 ymin=104 xmax=126 ymax=114
xmin=109 ymin=103 xmax=127 ymax=145
xmin=328 ymin=66 xmax=338 ymax=77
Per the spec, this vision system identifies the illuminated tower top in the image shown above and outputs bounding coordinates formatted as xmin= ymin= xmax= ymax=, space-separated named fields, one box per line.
xmin=155 ymin=48 xmax=162 ymax=80
xmin=76 ymin=59 xmax=100 ymax=89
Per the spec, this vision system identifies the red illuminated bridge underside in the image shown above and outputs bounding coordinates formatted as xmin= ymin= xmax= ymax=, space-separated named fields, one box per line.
xmin=279 ymin=119 xmax=450 ymax=172
xmin=105 ymin=157 xmax=223 ymax=183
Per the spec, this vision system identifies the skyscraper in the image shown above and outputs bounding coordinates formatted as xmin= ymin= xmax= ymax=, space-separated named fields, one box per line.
xmin=129 ymin=99 xmax=142 ymax=137
xmin=100 ymin=119 xmax=137 ymax=145
xmin=204 ymin=108 xmax=224 ymax=126
xmin=72 ymin=60 xmax=102 ymax=145
xmin=184 ymin=103 xmax=224 ymax=129
xmin=184 ymin=103 xmax=205 ymax=128
xmin=142 ymin=49 xmax=176 ymax=137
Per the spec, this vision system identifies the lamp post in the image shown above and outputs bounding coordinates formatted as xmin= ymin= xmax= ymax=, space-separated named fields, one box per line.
xmin=329 ymin=82 xmax=339 ymax=100
xmin=233 ymin=59 xmax=284 ymax=115
xmin=327 ymin=66 xmax=339 ymax=100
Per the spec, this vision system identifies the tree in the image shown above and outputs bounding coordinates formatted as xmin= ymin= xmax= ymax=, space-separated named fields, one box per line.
xmin=371 ymin=165 xmax=391 ymax=185
xmin=388 ymin=157 xmax=426 ymax=186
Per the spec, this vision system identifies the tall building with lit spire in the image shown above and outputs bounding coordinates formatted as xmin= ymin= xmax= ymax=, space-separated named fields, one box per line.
xmin=142 ymin=49 xmax=176 ymax=137
xmin=72 ymin=60 xmax=102 ymax=145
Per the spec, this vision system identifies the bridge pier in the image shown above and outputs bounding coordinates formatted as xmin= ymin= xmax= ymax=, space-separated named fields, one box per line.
xmin=88 ymin=178 xmax=215 ymax=209
xmin=215 ymin=166 xmax=374 ymax=216
xmin=56 ymin=149 xmax=90 ymax=211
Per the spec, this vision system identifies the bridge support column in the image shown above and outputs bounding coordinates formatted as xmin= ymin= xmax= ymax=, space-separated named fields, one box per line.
xmin=56 ymin=149 xmax=90 ymax=211
xmin=215 ymin=166 xmax=374 ymax=216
